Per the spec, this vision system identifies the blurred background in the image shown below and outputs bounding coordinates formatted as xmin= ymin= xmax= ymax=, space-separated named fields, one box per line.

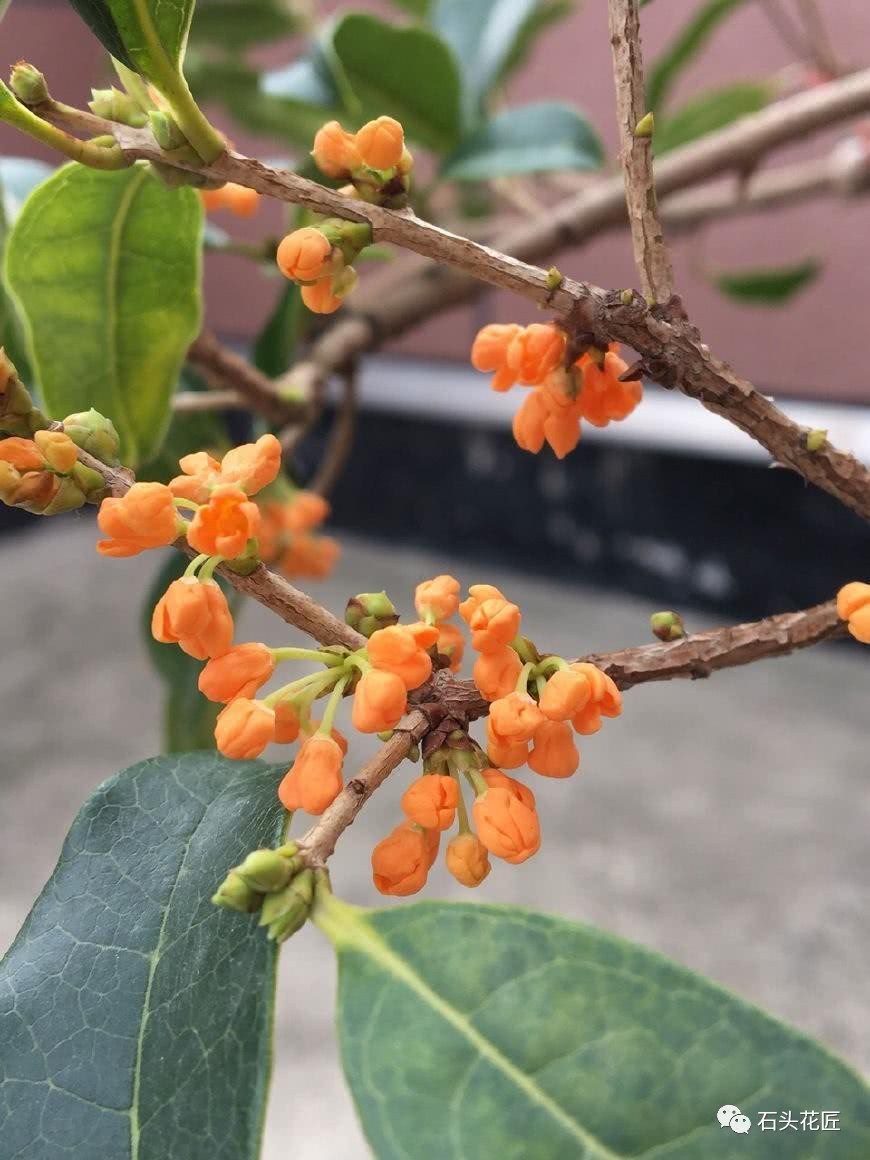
xmin=0 ymin=1 xmax=868 ymax=1155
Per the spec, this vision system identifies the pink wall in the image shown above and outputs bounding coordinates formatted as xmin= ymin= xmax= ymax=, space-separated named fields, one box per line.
xmin=2 ymin=2 xmax=868 ymax=401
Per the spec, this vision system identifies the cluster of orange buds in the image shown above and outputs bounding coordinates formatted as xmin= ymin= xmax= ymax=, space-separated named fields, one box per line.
xmin=253 ymin=483 xmax=339 ymax=580
xmin=837 ymin=581 xmax=870 ymax=644
xmin=200 ymin=182 xmax=261 ymax=218
xmin=276 ymin=219 xmax=371 ymax=314
xmin=471 ymin=322 xmax=642 ymax=458
xmin=0 ymin=429 xmax=105 ymax=515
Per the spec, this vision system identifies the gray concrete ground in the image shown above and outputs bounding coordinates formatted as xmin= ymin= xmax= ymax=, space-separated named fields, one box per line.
xmin=0 ymin=518 xmax=867 ymax=1158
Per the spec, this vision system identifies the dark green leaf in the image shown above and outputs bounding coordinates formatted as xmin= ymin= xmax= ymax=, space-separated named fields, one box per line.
xmin=253 ymin=282 xmax=304 ymax=378
xmin=5 ymin=164 xmax=203 ymax=467
xmin=714 ymin=259 xmax=821 ymax=305
xmin=331 ymin=13 xmax=462 ymax=151
xmin=67 ymin=0 xmax=196 ymax=75
xmin=431 ymin=0 xmax=537 ymax=123
xmin=495 ymin=0 xmax=574 ymax=86
xmin=389 ymin=0 xmax=430 ymax=15
xmin=64 ymin=0 xmax=135 ymax=68
xmin=319 ymin=897 xmax=870 ymax=1159
xmin=0 ymin=752 xmax=285 ymax=1160
xmin=647 ymin=0 xmax=747 ymax=114
xmin=190 ymin=0 xmax=301 ymax=50
xmin=654 ymin=81 xmax=770 ymax=153
xmin=442 ymin=102 xmax=603 ymax=181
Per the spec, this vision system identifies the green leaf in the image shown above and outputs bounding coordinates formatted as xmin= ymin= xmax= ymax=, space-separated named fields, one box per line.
xmin=713 ymin=259 xmax=821 ymax=305
xmin=442 ymin=102 xmax=603 ymax=181
xmin=5 ymin=163 xmax=203 ymax=467
xmin=431 ymin=0 xmax=538 ymax=123
xmin=319 ymin=897 xmax=870 ymax=1159
xmin=75 ymin=0 xmax=195 ymax=74
xmin=260 ymin=43 xmax=353 ymax=144
xmin=0 ymin=751 xmax=285 ymax=1160
xmin=63 ymin=0 xmax=136 ymax=69
xmin=331 ymin=13 xmax=462 ymax=151
xmin=254 ymin=282 xmax=304 ymax=378
xmin=389 ymin=0 xmax=430 ymax=15
xmin=654 ymin=81 xmax=770 ymax=153
xmin=190 ymin=0 xmax=301 ymax=50
xmin=647 ymin=0 xmax=747 ymax=114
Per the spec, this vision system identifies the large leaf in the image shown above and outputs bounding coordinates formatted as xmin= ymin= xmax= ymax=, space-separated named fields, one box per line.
xmin=442 ymin=101 xmax=603 ymax=181
xmin=66 ymin=0 xmax=195 ymax=77
xmin=190 ymin=0 xmax=301 ymax=50
xmin=5 ymin=163 xmax=202 ymax=467
xmin=647 ymin=0 xmax=747 ymax=114
xmin=331 ymin=13 xmax=462 ymax=151
xmin=318 ymin=897 xmax=870 ymax=1158
xmin=431 ymin=0 xmax=537 ymax=122
xmin=654 ymin=81 xmax=770 ymax=154
xmin=0 ymin=752 xmax=285 ymax=1160
xmin=714 ymin=259 xmax=821 ymax=305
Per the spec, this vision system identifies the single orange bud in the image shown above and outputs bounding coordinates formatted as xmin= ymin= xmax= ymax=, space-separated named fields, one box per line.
xmin=445 ymin=833 xmax=490 ymax=888
xmin=279 ymin=533 xmax=340 ymax=579
xmin=506 ymin=323 xmax=566 ymax=384
xmin=276 ymin=227 xmax=333 ymax=283
xmin=406 ymin=620 xmax=440 ymax=650
xmin=473 ymin=787 xmax=540 ymax=865
xmin=485 ymin=729 xmax=529 ymax=771
xmin=284 ymin=490 xmax=329 ymax=532
xmin=225 ymin=183 xmax=260 ymax=217
xmin=482 ymin=767 xmax=536 ymax=810
xmin=168 ymin=451 xmax=221 ymax=504
xmin=301 ymin=278 xmax=343 ymax=314
xmin=0 ymin=436 xmax=43 ymax=471
xmin=355 ymin=115 xmax=405 ymax=170
xmin=219 ymin=433 xmax=282 ymax=496
xmin=152 ymin=577 xmax=234 ymax=660
xmin=837 ymin=581 xmax=870 ymax=643
xmin=472 ymin=645 xmax=522 ymax=701
xmin=290 ymin=734 xmax=344 ymax=814
xmin=367 ymin=625 xmax=433 ymax=690
xmin=97 ymin=481 xmax=180 ymax=557
xmin=489 ymin=691 xmax=545 ymax=744
xmin=512 ymin=389 xmax=549 ymax=454
xmin=539 ymin=667 xmax=592 ymax=721
xmin=569 ymin=662 xmax=622 ymax=734
xmin=435 ymin=622 xmax=465 ymax=671
xmin=352 ymin=668 xmax=407 ymax=733
xmin=312 ymin=120 xmax=362 ymax=177
xmin=459 ymin=583 xmax=506 ymax=624
xmin=200 ymin=187 xmax=228 ymax=213
xmin=579 ymin=351 xmax=642 ymax=427
xmin=187 ymin=486 xmax=261 ymax=558
xmin=414 ymin=573 xmax=460 ymax=621
xmin=401 ymin=774 xmax=458 ymax=831
xmin=469 ymin=598 xmax=521 ymax=653
xmin=199 ymin=642 xmax=275 ymax=702
xmin=371 ymin=824 xmax=429 ymax=896
xmin=215 ymin=698 xmax=275 ymax=759
xmin=470 ymin=324 xmax=521 ymax=392
xmin=274 ymin=700 xmax=301 ymax=743
xmin=34 ymin=429 xmax=78 ymax=473
xmin=528 ymin=719 xmax=579 ymax=778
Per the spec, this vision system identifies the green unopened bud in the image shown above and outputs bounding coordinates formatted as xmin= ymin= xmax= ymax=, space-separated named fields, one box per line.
xmin=89 ymin=86 xmax=147 ymax=127
xmin=212 ymin=869 xmax=262 ymax=913
xmin=62 ymin=409 xmax=121 ymax=464
xmin=42 ymin=476 xmax=88 ymax=516
xmin=345 ymin=591 xmax=399 ymax=637
xmin=620 ymin=288 xmax=635 ymax=305
xmin=237 ymin=848 xmax=295 ymax=893
xmin=650 ymin=610 xmax=686 ymax=642
xmin=545 ymin=267 xmax=563 ymax=291
xmin=70 ymin=461 xmax=108 ymax=502
xmin=805 ymin=428 xmax=828 ymax=452
xmin=9 ymin=62 xmax=48 ymax=105
xmin=259 ymin=869 xmax=315 ymax=942
xmin=0 ymin=350 xmax=47 ymax=436
xmin=149 ymin=110 xmax=188 ymax=151
xmin=634 ymin=112 xmax=654 ymax=138
xmin=333 ymin=264 xmax=359 ymax=299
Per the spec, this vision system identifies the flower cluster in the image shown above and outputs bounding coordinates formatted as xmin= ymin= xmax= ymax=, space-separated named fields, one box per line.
xmin=0 ymin=430 xmax=105 ymax=515
xmin=837 ymin=581 xmax=870 ymax=644
xmin=274 ymin=116 xmax=413 ymax=313
xmin=471 ymin=323 xmax=642 ymax=458
xmin=200 ymin=181 xmax=261 ymax=218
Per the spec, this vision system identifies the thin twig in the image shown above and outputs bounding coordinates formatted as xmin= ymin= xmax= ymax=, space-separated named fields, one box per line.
xmin=309 ymin=366 xmax=358 ymax=497
xmin=173 ymin=388 xmax=247 ymax=412
xmin=187 ymin=330 xmax=309 ymax=424
xmin=794 ymin=0 xmax=842 ymax=77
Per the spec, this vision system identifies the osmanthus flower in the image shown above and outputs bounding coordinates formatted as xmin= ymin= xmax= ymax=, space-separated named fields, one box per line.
xmin=199 ymin=642 xmax=276 ymax=702
xmin=528 ymin=720 xmax=579 ymax=779
xmin=462 ymin=592 xmax=521 ymax=653
xmin=837 ymin=581 xmax=870 ymax=644
xmin=279 ymin=734 xmax=344 ymax=815
xmin=445 ymin=832 xmax=490 ymax=887
xmin=200 ymin=182 xmax=260 ymax=217
xmin=371 ymin=822 xmax=433 ymax=896
xmin=97 ymin=481 xmax=183 ymax=556
xmin=215 ymin=698 xmax=276 ymax=760
xmin=258 ymin=489 xmax=340 ymax=582
xmin=355 ymin=115 xmax=405 ymax=170
xmin=366 ymin=624 xmax=433 ymax=690
xmin=152 ymin=577 xmax=234 ymax=660
xmin=472 ymin=785 xmax=541 ymax=865
xmin=351 ymin=668 xmax=407 ymax=733
xmin=415 ymin=574 xmax=461 ymax=623
xmin=187 ymin=486 xmax=261 ymax=558
xmin=473 ymin=645 xmax=523 ymax=701
xmin=168 ymin=433 xmax=281 ymax=504
xmin=401 ymin=774 xmax=459 ymax=831
xmin=568 ymin=662 xmax=622 ymax=734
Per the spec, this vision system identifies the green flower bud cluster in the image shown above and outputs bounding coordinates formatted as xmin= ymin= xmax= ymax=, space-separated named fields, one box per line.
xmin=345 ymin=591 xmax=399 ymax=638
xmin=212 ymin=845 xmax=316 ymax=942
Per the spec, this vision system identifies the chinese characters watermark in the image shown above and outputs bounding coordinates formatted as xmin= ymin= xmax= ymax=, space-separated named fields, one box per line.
xmin=717 ymin=1105 xmax=840 ymax=1135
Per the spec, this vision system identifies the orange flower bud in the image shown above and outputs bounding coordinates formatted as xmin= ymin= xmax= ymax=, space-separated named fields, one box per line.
xmin=187 ymin=486 xmax=261 ymax=558
xmin=579 ymin=350 xmax=642 ymax=427
xmin=312 ymin=120 xmax=362 ymax=178
xmin=289 ymin=734 xmax=344 ymax=814
xmin=152 ymin=577 xmax=234 ymax=660
xmin=489 ymin=691 xmax=545 ymax=743
xmin=225 ymin=183 xmax=260 ymax=217
xmin=435 ymin=622 xmax=465 ymax=671
xmin=469 ymin=598 xmax=521 ymax=653
xmin=470 ymin=324 xmax=521 ymax=393
xmin=169 ymin=451 xmax=221 ymax=504
xmin=274 ymin=700 xmax=301 ymax=744
xmin=482 ymin=767 xmax=536 ymax=810
xmin=34 ymin=429 xmax=78 ymax=473
xmin=506 ymin=323 xmax=566 ymax=384
xmin=406 ymin=620 xmax=440 ymax=650
xmin=301 ymin=278 xmax=343 ymax=315
xmin=214 ymin=698 xmax=275 ymax=759
xmin=355 ymin=115 xmax=405 ymax=170
xmin=539 ymin=667 xmax=591 ymax=721
xmin=485 ymin=730 xmax=529 ymax=771
xmin=459 ymin=583 xmax=506 ymax=624
xmin=0 ymin=436 xmax=43 ymax=471
xmin=285 ymin=490 xmax=329 ymax=532
xmin=543 ymin=407 xmax=582 ymax=459
xmin=198 ymin=642 xmax=274 ymax=702
xmin=512 ymin=389 xmax=549 ymax=454
xmin=401 ymin=774 xmax=458 ymax=831
xmin=472 ymin=787 xmax=540 ymax=865
xmin=446 ymin=833 xmax=490 ymax=887
xmin=528 ymin=719 xmax=579 ymax=778
xmin=367 ymin=625 xmax=433 ymax=690
xmin=837 ymin=580 xmax=870 ymax=644
xmin=276 ymin=227 xmax=333 ymax=283
xmin=569 ymin=662 xmax=622 ymax=734
xmin=414 ymin=573 xmax=460 ymax=621
xmin=219 ymin=433 xmax=281 ymax=496
xmin=97 ymin=481 xmax=180 ymax=557
xmin=371 ymin=824 xmax=429 ymax=896
xmin=352 ymin=668 xmax=407 ymax=733
xmin=277 ymin=765 xmax=301 ymax=810
xmin=472 ymin=645 xmax=522 ymax=701
xmin=279 ymin=533 xmax=340 ymax=579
